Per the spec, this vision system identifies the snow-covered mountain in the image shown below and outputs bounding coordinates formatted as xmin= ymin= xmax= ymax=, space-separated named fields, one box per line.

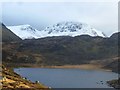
xmin=43 ymin=22 xmax=106 ymax=37
xmin=7 ymin=22 xmax=106 ymax=40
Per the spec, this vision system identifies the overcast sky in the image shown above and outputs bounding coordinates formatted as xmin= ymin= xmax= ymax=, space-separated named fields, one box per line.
xmin=2 ymin=1 xmax=118 ymax=36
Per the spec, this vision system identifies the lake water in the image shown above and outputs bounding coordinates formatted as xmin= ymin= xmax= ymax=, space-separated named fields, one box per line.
xmin=14 ymin=68 xmax=118 ymax=88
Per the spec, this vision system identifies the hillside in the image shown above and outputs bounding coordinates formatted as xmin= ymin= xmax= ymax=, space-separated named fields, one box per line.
xmin=1 ymin=23 xmax=21 ymax=42
xmin=2 ymin=32 xmax=119 ymax=72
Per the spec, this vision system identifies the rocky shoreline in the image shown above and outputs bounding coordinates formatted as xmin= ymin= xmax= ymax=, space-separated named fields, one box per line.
xmin=107 ymin=78 xmax=120 ymax=89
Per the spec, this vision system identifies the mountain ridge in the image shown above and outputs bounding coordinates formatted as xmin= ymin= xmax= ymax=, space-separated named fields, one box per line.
xmin=7 ymin=21 xmax=106 ymax=40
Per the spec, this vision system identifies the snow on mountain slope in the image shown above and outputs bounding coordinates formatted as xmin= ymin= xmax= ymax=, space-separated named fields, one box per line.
xmin=42 ymin=21 xmax=106 ymax=37
xmin=7 ymin=24 xmax=41 ymax=40
xmin=7 ymin=22 xmax=106 ymax=40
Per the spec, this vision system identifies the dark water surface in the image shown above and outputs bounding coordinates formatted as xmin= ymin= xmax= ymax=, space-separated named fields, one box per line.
xmin=14 ymin=68 xmax=118 ymax=88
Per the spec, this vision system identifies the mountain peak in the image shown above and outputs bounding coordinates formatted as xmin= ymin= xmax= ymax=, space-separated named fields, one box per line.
xmin=43 ymin=21 xmax=106 ymax=37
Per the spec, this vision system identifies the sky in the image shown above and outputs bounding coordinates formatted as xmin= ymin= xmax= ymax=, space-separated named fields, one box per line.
xmin=1 ymin=1 xmax=118 ymax=36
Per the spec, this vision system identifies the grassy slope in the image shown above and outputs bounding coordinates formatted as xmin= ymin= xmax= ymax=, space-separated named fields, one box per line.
xmin=1 ymin=65 xmax=49 ymax=90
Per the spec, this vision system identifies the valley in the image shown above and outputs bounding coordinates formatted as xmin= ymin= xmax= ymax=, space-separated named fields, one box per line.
xmin=1 ymin=23 xmax=119 ymax=89
xmin=1 ymin=1 xmax=119 ymax=89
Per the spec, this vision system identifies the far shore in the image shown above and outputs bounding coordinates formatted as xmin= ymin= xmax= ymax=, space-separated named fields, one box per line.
xmin=40 ymin=64 xmax=112 ymax=71
xmin=11 ymin=63 xmax=112 ymax=72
